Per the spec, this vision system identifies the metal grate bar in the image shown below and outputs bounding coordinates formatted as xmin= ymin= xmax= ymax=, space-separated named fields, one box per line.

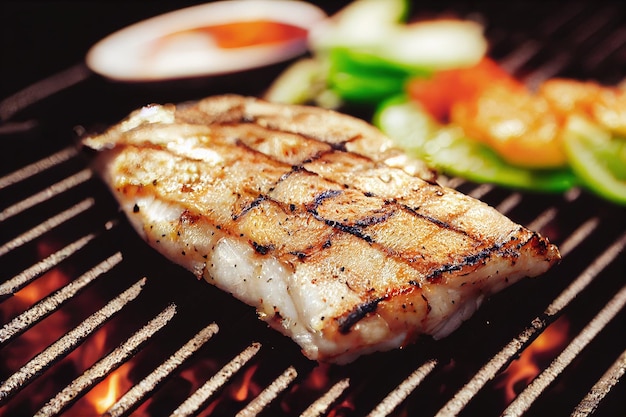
xmin=502 ymin=285 xmax=626 ymax=416
xmin=0 ymin=252 xmax=123 ymax=344
xmin=0 ymin=146 xmax=78 ymax=190
xmin=0 ymin=278 xmax=145 ymax=403
xmin=105 ymin=322 xmax=220 ymax=417
xmin=300 ymin=378 xmax=351 ymax=417
xmin=435 ymin=318 xmax=545 ymax=417
xmin=467 ymin=184 xmax=494 ymax=200
xmin=0 ymin=233 xmax=96 ymax=297
xmin=545 ymin=232 xmax=626 ymax=317
xmin=524 ymin=5 xmax=623 ymax=87
xmin=170 ymin=342 xmax=262 ymax=417
xmin=582 ymin=26 xmax=626 ymax=71
xmin=494 ymin=192 xmax=523 ymax=215
xmin=523 ymin=51 xmax=571 ymax=90
xmin=525 ymin=207 xmax=558 ymax=234
xmin=0 ymin=168 xmax=92 ymax=222
xmin=538 ymin=2 xmax=587 ymax=38
xmin=557 ymin=217 xmax=600 ymax=258
xmin=235 ymin=366 xmax=298 ymax=417
xmin=569 ymin=5 xmax=618 ymax=46
xmin=33 ymin=303 xmax=177 ymax=417
xmin=499 ymin=40 xmax=542 ymax=74
xmin=445 ymin=177 xmax=466 ymax=190
xmin=367 ymin=359 xmax=438 ymax=417
xmin=0 ymin=198 xmax=94 ymax=257
xmin=434 ymin=227 xmax=624 ymax=416
xmin=0 ymin=63 xmax=90 ymax=123
xmin=571 ymin=349 xmax=626 ymax=417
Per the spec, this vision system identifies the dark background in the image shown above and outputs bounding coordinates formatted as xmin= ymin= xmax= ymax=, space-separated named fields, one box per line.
xmin=0 ymin=1 xmax=352 ymax=100
xmin=1 ymin=0 xmax=623 ymax=128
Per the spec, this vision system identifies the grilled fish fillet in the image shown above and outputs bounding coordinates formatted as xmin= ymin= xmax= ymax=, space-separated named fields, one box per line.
xmin=83 ymin=94 xmax=560 ymax=363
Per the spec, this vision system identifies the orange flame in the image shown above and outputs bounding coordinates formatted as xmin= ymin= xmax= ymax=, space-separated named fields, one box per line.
xmin=86 ymin=363 xmax=133 ymax=414
xmin=13 ymin=269 xmax=70 ymax=306
xmin=497 ymin=318 xmax=570 ymax=401
xmin=234 ymin=364 xmax=259 ymax=402
xmin=79 ymin=326 xmax=108 ymax=369
xmin=328 ymin=398 xmax=356 ymax=417
xmin=307 ymin=363 xmax=331 ymax=390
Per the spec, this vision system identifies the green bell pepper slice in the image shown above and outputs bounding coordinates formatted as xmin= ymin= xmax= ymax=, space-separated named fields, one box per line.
xmin=374 ymin=96 xmax=577 ymax=192
xmin=563 ymin=115 xmax=626 ymax=205
xmin=326 ymin=48 xmax=432 ymax=103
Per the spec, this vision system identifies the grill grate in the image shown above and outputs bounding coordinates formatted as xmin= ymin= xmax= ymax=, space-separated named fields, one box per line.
xmin=1 ymin=1 xmax=625 ymax=416
xmin=1 ymin=110 xmax=624 ymax=417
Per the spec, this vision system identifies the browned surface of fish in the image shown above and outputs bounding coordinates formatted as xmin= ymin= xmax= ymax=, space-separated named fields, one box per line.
xmin=83 ymin=95 xmax=560 ymax=363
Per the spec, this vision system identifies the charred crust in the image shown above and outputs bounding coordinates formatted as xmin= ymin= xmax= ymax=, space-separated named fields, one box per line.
xmin=310 ymin=189 xmax=343 ymax=210
xmin=427 ymin=264 xmax=464 ymax=281
xmin=291 ymin=251 xmax=307 ymax=260
xmin=322 ymin=219 xmax=373 ymax=243
xmin=180 ymin=209 xmax=201 ymax=225
xmin=421 ymin=214 xmax=452 ymax=230
xmin=232 ymin=195 xmax=266 ymax=220
xmin=354 ymin=211 xmax=393 ymax=227
xmin=401 ymin=203 xmax=471 ymax=237
xmin=329 ymin=142 xmax=348 ymax=152
xmin=337 ymin=297 xmax=384 ymax=334
xmin=531 ymin=232 xmax=550 ymax=255
xmin=252 ymin=241 xmax=273 ymax=255
xmin=426 ymin=244 xmax=503 ymax=281
xmin=277 ymin=169 xmax=296 ymax=184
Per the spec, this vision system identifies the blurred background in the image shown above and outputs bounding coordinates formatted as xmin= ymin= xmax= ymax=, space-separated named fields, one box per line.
xmin=0 ymin=1 xmax=350 ymax=99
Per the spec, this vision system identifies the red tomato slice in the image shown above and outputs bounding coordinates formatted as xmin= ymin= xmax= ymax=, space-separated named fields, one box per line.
xmin=406 ymin=58 xmax=521 ymax=122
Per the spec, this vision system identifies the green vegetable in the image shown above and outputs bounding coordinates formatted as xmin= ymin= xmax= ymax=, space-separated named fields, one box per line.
xmin=310 ymin=0 xmax=486 ymax=71
xmin=307 ymin=0 xmax=487 ymax=104
xmin=329 ymin=47 xmax=432 ymax=78
xmin=563 ymin=115 xmax=626 ymax=205
xmin=328 ymin=70 xmax=409 ymax=103
xmin=374 ymin=96 xmax=577 ymax=192
xmin=263 ymin=58 xmax=326 ymax=105
xmin=309 ymin=0 xmax=410 ymax=52
xmin=325 ymin=47 xmax=433 ymax=102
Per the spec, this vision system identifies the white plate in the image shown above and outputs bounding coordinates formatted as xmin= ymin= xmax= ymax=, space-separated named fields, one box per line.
xmin=86 ymin=0 xmax=327 ymax=82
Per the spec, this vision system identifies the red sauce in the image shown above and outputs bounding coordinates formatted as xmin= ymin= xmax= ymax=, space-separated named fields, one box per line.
xmin=165 ymin=20 xmax=308 ymax=49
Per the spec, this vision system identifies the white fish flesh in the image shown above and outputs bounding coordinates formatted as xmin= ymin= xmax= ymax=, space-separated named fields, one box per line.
xmin=83 ymin=95 xmax=560 ymax=363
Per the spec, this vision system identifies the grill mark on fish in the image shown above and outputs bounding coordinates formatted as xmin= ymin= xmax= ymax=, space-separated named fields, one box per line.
xmin=252 ymin=241 xmax=274 ymax=255
xmin=159 ymin=109 xmax=476 ymax=253
xmin=231 ymin=187 xmax=465 ymax=278
xmin=308 ymin=189 xmax=343 ymax=211
xmin=320 ymin=218 xmax=374 ymax=243
xmin=148 ymin=139 xmax=476 ymax=271
xmin=337 ymin=297 xmax=385 ymax=334
xmin=335 ymin=233 xmax=535 ymax=331
xmin=354 ymin=209 xmax=394 ymax=227
xmin=400 ymin=203 xmax=470 ymax=238
xmin=118 ymin=135 xmax=486 ymax=283
xmin=231 ymin=195 xmax=266 ymax=221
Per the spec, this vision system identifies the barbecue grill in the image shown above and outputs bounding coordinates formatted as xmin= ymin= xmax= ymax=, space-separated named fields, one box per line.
xmin=1 ymin=1 xmax=625 ymax=416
